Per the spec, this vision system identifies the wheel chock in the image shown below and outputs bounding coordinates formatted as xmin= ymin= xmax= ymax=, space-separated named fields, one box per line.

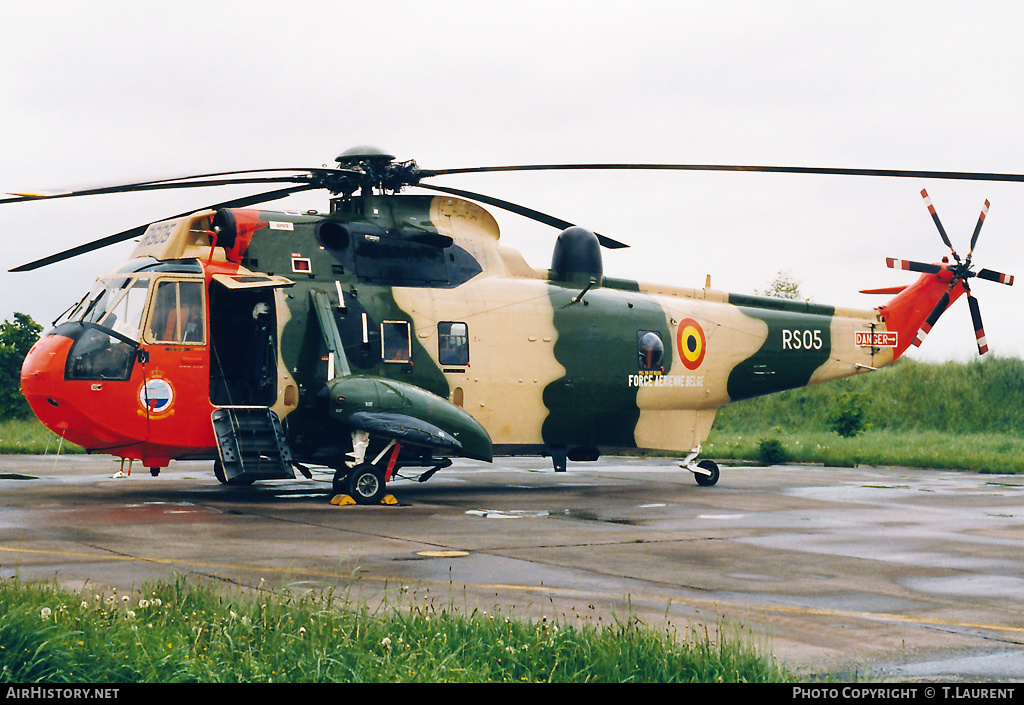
xmin=329 ymin=494 xmax=400 ymax=506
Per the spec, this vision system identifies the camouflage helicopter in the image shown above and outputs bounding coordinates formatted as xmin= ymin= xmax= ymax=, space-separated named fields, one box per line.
xmin=9 ymin=148 xmax=1017 ymax=503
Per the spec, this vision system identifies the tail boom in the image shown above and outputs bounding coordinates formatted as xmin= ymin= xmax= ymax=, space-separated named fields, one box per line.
xmin=876 ymin=268 xmax=963 ymax=360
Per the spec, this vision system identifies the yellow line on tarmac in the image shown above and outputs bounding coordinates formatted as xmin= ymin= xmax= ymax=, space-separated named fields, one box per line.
xmin=0 ymin=545 xmax=351 ymax=580
xmin=2 ymin=544 xmax=1022 ymax=637
xmin=721 ymin=600 xmax=1024 ymax=636
xmin=463 ymin=581 xmax=1024 ymax=636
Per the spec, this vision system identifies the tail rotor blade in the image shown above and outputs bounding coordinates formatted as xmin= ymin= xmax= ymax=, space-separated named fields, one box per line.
xmin=912 ymin=291 xmax=951 ymax=348
xmin=969 ymin=199 xmax=990 ymax=254
xmin=966 ymin=293 xmax=989 ymax=354
xmin=886 ymin=257 xmax=943 ymax=274
xmin=976 ymin=268 xmax=1015 ymax=286
xmin=921 ymin=189 xmax=960 ymax=262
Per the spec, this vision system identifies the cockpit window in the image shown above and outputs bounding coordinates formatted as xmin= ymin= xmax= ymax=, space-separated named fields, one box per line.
xmin=61 ymin=281 xmax=103 ymax=325
xmin=103 ymin=279 xmax=150 ymax=341
xmin=65 ymin=327 xmax=138 ymax=381
xmin=78 ymin=278 xmax=126 ymax=325
xmin=62 ymin=277 xmax=151 ymax=343
xmin=148 ymin=280 xmax=205 ymax=344
xmin=59 ymin=275 xmax=206 ymax=346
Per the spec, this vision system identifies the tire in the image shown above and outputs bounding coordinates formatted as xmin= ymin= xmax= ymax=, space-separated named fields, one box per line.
xmin=215 ymin=459 xmax=254 ymax=486
xmin=694 ymin=459 xmax=720 ymax=487
xmin=213 ymin=459 xmax=228 ymax=485
xmin=346 ymin=464 xmax=387 ymax=505
xmin=332 ymin=467 xmax=349 ymax=496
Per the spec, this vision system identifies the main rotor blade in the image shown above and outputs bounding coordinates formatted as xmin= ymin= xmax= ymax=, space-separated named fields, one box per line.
xmin=415 ymin=183 xmax=629 ymax=249
xmin=419 ymin=163 xmax=1024 ymax=184
xmin=0 ymin=167 xmax=357 ymax=206
xmin=9 ymin=184 xmax=316 ymax=272
xmin=886 ymin=257 xmax=944 ymax=274
xmin=912 ymin=291 xmax=951 ymax=348
xmin=967 ymin=293 xmax=989 ymax=354
xmin=975 ymin=268 xmax=1015 ymax=285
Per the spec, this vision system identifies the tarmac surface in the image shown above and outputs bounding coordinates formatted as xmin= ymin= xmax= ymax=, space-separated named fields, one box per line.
xmin=1 ymin=453 xmax=1023 ymax=681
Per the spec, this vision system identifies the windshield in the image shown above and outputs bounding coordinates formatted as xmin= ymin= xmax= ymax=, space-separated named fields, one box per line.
xmin=63 ymin=276 xmax=152 ymax=342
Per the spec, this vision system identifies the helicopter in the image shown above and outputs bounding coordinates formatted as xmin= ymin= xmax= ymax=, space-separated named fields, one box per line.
xmin=8 ymin=147 xmax=1017 ymax=503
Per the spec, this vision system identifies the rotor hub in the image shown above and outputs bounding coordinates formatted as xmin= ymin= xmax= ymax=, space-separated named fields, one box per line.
xmin=331 ymin=146 xmax=421 ymax=196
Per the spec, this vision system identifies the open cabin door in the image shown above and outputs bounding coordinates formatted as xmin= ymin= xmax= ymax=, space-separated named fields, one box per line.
xmin=208 ymin=273 xmax=295 ymax=484
xmin=208 ymin=273 xmax=293 ymax=406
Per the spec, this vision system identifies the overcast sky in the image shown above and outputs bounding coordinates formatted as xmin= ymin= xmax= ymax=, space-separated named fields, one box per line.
xmin=1 ymin=0 xmax=1021 ymax=362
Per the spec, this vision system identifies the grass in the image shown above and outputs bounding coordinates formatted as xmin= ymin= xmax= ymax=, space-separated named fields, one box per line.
xmin=706 ymin=356 xmax=1024 ymax=474
xmin=0 ymin=577 xmax=790 ymax=683
xmin=705 ymin=428 xmax=1024 ymax=474
xmin=0 ymin=418 xmax=83 ymax=455
xmin=716 ymin=356 xmax=1024 ymax=435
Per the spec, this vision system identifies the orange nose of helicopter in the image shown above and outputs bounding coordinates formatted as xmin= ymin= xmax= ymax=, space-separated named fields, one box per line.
xmin=20 ymin=327 xmax=145 ymax=451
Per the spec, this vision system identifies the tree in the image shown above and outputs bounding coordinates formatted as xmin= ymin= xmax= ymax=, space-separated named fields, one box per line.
xmin=0 ymin=313 xmax=43 ymax=419
xmin=827 ymin=391 xmax=872 ymax=438
xmin=757 ymin=269 xmax=805 ymax=300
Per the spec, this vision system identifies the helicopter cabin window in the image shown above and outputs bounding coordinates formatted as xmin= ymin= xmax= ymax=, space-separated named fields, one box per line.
xmin=381 ymin=321 xmax=412 ymax=364
xmin=438 ymin=322 xmax=469 ymax=366
xmin=148 ymin=280 xmax=206 ymax=344
xmin=637 ymin=330 xmax=664 ymax=371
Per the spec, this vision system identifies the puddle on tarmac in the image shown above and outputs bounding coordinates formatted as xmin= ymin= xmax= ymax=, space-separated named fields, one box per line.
xmin=902 ymin=574 xmax=1024 ymax=601
xmin=465 ymin=508 xmax=639 ymax=526
xmin=875 ymin=649 xmax=1024 ymax=682
xmin=53 ymin=502 xmax=225 ymax=525
xmin=465 ymin=509 xmax=551 ymax=519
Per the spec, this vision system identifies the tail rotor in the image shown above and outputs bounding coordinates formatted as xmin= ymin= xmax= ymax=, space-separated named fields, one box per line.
xmin=886 ymin=190 xmax=1013 ymax=355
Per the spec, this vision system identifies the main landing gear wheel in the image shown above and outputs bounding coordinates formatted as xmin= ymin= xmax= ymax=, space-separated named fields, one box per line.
xmin=213 ymin=459 xmax=255 ymax=486
xmin=693 ymin=459 xmax=720 ymax=487
xmin=338 ymin=463 xmax=387 ymax=505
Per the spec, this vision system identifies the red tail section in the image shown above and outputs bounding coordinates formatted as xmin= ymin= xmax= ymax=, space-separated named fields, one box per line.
xmin=875 ymin=191 xmax=1015 ymax=358
xmin=876 ymin=267 xmax=964 ymax=360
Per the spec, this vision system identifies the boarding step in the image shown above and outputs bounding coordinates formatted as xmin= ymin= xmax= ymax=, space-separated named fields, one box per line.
xmin=211 ymin=407 xmax=294 ymax=484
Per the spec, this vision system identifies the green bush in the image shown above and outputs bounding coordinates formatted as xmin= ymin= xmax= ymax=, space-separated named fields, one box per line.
xmin=0 ymin=313 xmax=42 ymax=420
xmin=757 ymin=438 xmax=789 ymax=465
xmin=827 ymin=392 xmax=871 ymax=438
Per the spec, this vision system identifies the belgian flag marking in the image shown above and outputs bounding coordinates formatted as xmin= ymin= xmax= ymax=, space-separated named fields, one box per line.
xmin=677 ymin=318 xmax=706 ymax=370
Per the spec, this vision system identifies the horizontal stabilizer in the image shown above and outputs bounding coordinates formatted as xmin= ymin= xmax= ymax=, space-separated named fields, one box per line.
xmin=860 ymin=285 xmax=908 ymax=295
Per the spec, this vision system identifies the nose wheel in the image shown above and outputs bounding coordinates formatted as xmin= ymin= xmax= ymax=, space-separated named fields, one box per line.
xmin=332 ymin=432 xmax=401 ymax=504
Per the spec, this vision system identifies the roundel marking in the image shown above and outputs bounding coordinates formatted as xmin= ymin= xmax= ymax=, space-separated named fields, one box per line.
xmin=677 ymin=318 xmax=706 ymax=370
xmin=140 ymin=378 xmax=174 ymax=414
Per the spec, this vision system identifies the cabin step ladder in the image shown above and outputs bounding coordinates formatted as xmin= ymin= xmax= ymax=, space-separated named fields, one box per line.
xmin=211 ymin=407 xmax=295 ymax=483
